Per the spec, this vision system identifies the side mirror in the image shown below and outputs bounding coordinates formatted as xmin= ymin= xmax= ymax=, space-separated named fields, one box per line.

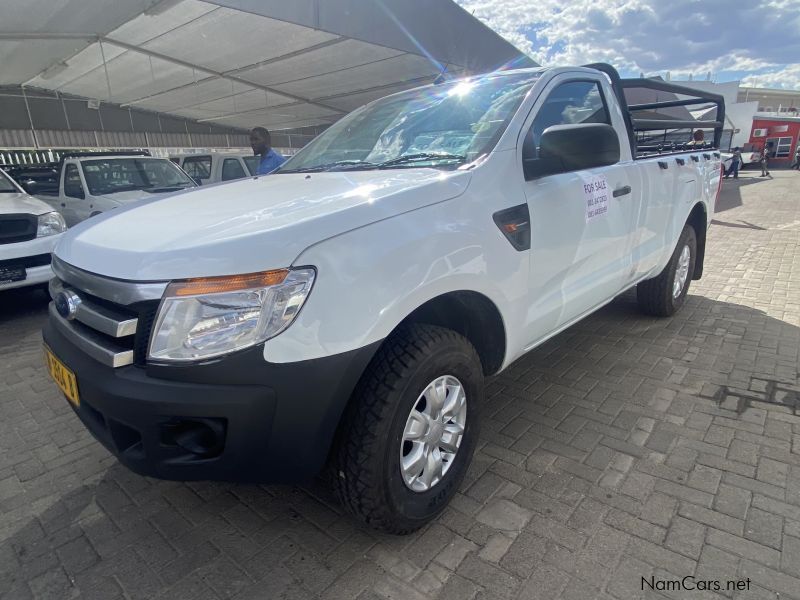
xmin=524 ymin=123 xmax=620 ymax=180
xmin=22 ymin=180 xmax=43 ymax=195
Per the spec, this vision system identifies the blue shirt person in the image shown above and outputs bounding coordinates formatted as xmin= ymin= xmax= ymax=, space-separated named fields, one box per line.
xmin=249 ymin=127 xmax=286 ymax=175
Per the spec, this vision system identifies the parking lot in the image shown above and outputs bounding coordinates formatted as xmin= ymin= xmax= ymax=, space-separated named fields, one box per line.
xmin=1 ymin=170 xmax=798 ymax=600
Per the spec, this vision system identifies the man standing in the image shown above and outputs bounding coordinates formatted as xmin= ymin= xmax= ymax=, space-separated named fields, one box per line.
xmin=724 ymin=147 xmax=743 ymax=179
xmin=759 ymin=146 xmax=771 ymax=177
xmin=250 ymin=127 xmax=286 ymax=175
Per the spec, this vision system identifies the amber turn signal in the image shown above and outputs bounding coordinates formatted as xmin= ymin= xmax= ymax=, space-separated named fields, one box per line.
xmin=165 ymin=270 xmax=289 ymax=296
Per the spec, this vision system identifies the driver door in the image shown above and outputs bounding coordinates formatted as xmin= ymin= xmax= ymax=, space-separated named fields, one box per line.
xmin=60 ymin=163 xmax=86 ymax=227
xmin=519 ymin=76 xmax=640 ymax=344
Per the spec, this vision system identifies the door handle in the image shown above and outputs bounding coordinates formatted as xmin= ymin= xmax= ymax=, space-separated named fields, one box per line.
xmin=613 ymin=185 xmax=632 ymax=198
xmin=60 ymin=203 xmax=66 ymax=207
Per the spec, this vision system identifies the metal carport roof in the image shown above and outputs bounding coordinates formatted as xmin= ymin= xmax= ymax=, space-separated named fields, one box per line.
xmin=0 ymin=0 xmax=535 ymax=132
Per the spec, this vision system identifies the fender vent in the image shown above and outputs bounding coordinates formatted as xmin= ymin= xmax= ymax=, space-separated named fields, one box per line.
xmin=493 ymin=204 xmax=530 ymax=251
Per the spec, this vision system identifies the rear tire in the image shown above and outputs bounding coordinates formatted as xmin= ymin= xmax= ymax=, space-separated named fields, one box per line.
xmin=637 ymin=224 xmax=697 ymax=317
xmin=332 ymin=323 xmax=483 ymax=534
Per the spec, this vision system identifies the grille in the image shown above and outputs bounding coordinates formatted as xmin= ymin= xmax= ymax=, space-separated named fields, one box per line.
xmin=0 ymin=214 xmax=37 ymax=245
xmin=48 ymin=259 xmax=166 ymax=368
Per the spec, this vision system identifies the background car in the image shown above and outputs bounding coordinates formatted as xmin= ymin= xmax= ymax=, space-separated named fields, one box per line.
xmin=0 ymin=167 xmax=65 ymax=292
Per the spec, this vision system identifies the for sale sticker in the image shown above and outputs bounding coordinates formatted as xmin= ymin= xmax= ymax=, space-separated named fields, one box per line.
xmin=583 ymin=175 xmax=609 ymax=222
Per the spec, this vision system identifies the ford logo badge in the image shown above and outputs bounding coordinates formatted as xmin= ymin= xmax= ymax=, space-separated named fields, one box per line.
xmin=55 ymin=291 xmax=82 ymax=320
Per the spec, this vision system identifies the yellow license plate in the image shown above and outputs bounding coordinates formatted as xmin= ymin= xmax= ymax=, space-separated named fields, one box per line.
xmin=44 ymin=346 xmax=80 ymax=407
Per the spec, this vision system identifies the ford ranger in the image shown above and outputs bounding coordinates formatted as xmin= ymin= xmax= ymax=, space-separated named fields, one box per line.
xmin=43 ymin=64 xmax=724 ymax=533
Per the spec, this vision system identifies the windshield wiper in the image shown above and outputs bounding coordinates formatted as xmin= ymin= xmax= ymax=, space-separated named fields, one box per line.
xmin=279 ymin=160 xmax=380 ymax=173
xmin=375 ymin=153 xmax=467 ymax=168
xmin=145 ymin=186 xmax=189 ymax=193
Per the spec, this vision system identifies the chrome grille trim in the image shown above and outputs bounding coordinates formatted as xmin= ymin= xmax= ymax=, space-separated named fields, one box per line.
xmin=51 ymin=255 xmax=167 ymax=305
xmin=48 ymin=303 xmax=134 ymax=368
xmin=48 ymin=256 xmax=166 ymax=368
xmin=49 ymin=278 xmax=138 ymax=338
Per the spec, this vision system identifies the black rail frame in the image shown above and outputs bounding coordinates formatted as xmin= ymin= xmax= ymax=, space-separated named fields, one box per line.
xmin=584 ymin=63 xmax=726 ymax=158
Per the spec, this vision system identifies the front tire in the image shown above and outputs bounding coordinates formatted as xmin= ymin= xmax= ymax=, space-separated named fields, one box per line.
xmin=637 ymin=224 xmax=697 ymax=317
xmin=332 ymin=324 xmax=483 ymax=534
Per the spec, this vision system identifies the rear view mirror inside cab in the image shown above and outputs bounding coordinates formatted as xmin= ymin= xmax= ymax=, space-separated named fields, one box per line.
xmin=523 ymin=123 xmax=620 ymax=180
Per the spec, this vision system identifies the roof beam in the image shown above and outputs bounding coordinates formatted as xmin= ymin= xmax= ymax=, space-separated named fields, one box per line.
xmin=204 ymin=0 xmax=535 ymax=73
xmin=0 ymin=32 xmax=346 ymax=115
xmin=100 ymin=36 xmax=346 ymax=115
xmin=119 ymin=37 xmax=348 ymax=108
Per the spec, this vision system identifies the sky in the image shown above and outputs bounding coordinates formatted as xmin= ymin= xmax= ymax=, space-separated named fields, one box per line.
xmin=454 ymin=0 xmax=800 ymax=90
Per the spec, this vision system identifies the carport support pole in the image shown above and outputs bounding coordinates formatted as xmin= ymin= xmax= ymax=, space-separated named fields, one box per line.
xmin=99 ymin=39 xmax=112 ymax=102
xmin=20 ymin=85 xmax=39 ymax=150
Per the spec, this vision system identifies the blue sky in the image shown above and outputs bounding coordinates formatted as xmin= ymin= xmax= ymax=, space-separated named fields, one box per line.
xmin=455 ymin=0 xmax=800 ymax=89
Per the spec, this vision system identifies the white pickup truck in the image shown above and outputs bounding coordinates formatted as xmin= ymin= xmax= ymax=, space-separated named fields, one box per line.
xmin=169 ymin=151 xmax=259 ymax=185
xmin=43 ymin=64 xmax=723 ymax=533
xmin=0 ymin=168 xmax=66 ymax=292
xmin=39 ymin=152 xmax=197 ymax=227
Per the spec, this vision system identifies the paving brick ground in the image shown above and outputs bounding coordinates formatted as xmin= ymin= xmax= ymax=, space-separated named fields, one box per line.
xmin=1 ymin=170 xmax=799 ymax=600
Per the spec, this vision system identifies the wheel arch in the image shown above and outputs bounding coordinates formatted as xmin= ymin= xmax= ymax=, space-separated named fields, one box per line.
xmin=393 ymin=290 xmax=507 ymax=376
xmin=687 ymin=202 xmax=708 ymax=280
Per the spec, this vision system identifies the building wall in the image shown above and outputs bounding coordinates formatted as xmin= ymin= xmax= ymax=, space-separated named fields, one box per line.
xmin=738 ymin=88 xmax=800 ymax=113
xmin=749 ymin=119 xmax=800 ymax=164
xmin=724 ymin=101 xmax=759 ymax=150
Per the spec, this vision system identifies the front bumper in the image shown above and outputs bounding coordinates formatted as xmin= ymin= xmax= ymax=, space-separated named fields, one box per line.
xmin=0 ymin=264 xmax=52 ymax=290
xmin=0 ymin=233 xmax=58 ymax=291
xmin=43 ymin=317 xmax=379 ymax=483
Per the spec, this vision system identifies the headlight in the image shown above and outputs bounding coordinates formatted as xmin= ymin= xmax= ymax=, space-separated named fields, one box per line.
xmin=37 ymin=212 xmax=66 ymax=237
xmin=148 ymin=268 xmax=315 ymax=362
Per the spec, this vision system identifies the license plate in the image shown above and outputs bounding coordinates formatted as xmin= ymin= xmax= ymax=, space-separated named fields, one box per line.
xmin=0 ymin=265 xmax=26 ymax=284
xmin=44 ymin=346 xmax=80 ymax=407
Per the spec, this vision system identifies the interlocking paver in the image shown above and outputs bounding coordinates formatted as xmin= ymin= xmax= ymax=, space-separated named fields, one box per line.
xmin=665 ymin=516 xmax=705 ymax=559
xmin=707 ymin=528 xmax=781 ymax=568
xmin=713 ymin=483 xmax=752 ymax=520
xmin=1 ymin=172 xmax=799 ymax=598
xmin=744 ymin=507 xmax=784 ymax=550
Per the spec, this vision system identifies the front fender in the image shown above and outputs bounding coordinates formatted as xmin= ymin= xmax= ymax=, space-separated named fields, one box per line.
xmin=262 ymin=193 xmax=530 ymax=364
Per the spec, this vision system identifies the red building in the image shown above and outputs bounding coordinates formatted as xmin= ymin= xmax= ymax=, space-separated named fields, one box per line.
xmin=748 ymin=116 xmax=800 ymax=166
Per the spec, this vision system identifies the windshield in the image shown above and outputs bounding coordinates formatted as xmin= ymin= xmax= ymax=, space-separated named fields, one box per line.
xmin=80 ymin=158 xmax=195 ymax=196
xmin=279 ymin=71 xmax=541 ymax=173
xmin=0 ymin=170 xmax=20 ymax=193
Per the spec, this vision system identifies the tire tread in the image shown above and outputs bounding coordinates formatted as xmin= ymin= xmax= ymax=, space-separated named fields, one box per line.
xmin=332 ymin=323 xmax=479 ymax=534
xmin=637 ymin=225 xmax=696 ymax=317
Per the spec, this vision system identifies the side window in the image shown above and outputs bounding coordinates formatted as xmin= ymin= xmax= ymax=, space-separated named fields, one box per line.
xmin=221 ymin=158 xmax=247 ymax=181
xmin=64 ymin=164 xmax=84 ymax=199
xmin=242 ymin=156 xmax=259 ymax=175
xmin=523 ymin=80 xmax=611 ymax=160
xmin=181 ymin=155 xmax=212 ymax=179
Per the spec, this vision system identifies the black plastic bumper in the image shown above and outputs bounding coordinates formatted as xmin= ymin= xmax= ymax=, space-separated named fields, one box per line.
xmin=43 ymin=319 xmax=380 ymax=483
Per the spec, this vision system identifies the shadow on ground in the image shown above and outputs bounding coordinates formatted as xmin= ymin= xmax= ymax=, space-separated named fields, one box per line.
xmin=0 ymin=287 xmax=50 ymax=325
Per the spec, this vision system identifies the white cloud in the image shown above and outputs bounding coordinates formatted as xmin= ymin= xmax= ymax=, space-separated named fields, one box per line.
xmin=456 ymin=0 xmax=800 ymax=89
xmin=742 ymin=65 xmax=800 ymax=90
